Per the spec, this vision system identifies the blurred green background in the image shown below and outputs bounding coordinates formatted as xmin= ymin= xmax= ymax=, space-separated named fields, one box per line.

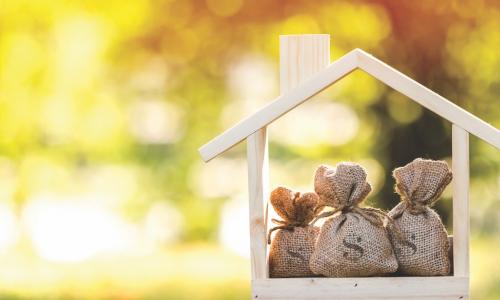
xmin=0 ymin=0 xmax=499 ymax=299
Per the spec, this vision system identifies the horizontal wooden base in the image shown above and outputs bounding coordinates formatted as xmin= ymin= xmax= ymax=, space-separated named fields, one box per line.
xmin=252 ymin=276 xmax=469 ymax=300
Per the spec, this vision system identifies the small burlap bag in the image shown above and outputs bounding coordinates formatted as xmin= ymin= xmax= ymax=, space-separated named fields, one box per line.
xmin=309 ymin=163 xmax=398 ymax=277
xmin=268 ymin=187 xmax=320 ymax=278
xmin=387 ymin=158 xmax=452 ymax=276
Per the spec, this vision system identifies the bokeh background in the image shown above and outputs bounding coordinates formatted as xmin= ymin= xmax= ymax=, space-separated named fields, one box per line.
xmin=0 ymin=0 xmax=499 ymax=299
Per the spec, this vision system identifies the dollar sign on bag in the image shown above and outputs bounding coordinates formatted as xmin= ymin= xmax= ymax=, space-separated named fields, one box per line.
xmin=342 ymin=236 xmax=364 ymax=261
xmin=287 ymin=247 xmax=306 ymax=262
xmin=397 ymin=233 xmax=417 ymax=256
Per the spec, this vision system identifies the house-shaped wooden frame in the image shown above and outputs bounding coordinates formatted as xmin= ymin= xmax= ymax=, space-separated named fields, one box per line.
xmin=198 ymin=34 xmax=500 ymax=300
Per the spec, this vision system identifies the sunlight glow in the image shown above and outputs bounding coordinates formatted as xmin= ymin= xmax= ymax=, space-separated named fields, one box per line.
xmin=23 ymin=195 xmax=136 ymax=263
xmin=130 ymin=99 xmax=185 ymax=144
xmin=357 ymin=158 xmax=385 ymax=195
xmin=219 ymin=195 xmax=249 ymax=257
xmin=53 ymin=15 xmax=107 ymax=89
xmin=271 ymin=101 xmax=359 ymax=146
xmin=144 ymin=202 xmax=183 ymax=245
xmin=192 ymin=158 xmax=247 ymax=198
xmin=222 ymin=55 xmax=277 ymax=127
xmin=0 ymin=204 xmax=19 ymax=253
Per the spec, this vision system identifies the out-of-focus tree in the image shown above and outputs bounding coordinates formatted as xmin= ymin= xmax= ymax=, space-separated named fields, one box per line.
xmin=0 ymin=1 xmax=499 ymax=298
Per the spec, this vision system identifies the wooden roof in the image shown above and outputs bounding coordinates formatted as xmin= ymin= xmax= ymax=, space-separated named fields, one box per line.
xmin=200 ymin=49 xmax=500 ymax=162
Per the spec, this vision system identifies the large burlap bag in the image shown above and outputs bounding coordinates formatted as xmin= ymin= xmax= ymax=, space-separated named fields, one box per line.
xmin=309 ymin=163 xmax=398 ymax=277
xmin=387 ymin=158 xmax=452 ymax=276
xmin=268 ymin=187 xmax=320 ymax=278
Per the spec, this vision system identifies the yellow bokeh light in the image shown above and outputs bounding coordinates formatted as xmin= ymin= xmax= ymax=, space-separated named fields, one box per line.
xmin=206 ymin=0 xmax=244 ymax=17
xmin=22 ymin=195 xmax=139 ymax=262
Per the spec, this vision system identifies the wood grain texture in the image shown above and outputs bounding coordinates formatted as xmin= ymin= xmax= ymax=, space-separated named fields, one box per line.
xmin=252 ymin=276 xmax=469 ymax=300
xmin=280 ymin=34 xmax=330 ymax=93
xmin=452 ymin=124 xmax=470 ymax=278
xmin=247 ymin=128 xmax=269 ymax=279
xmin=199 ymin=48 xmax=500 ymax=162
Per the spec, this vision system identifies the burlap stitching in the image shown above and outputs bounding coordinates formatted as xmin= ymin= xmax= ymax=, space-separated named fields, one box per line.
xmin=309 ymin=163 xmax=399 ymax=277
xmin=267 ymin=186 xmax=320 ymax=278
xmin=388 ymin=158 xmax=452 ymax=276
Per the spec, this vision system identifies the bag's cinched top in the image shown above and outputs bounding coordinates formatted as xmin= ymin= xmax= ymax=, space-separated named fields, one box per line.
xmin=393 ymin=158 xmax=452 ymax=213
xmin=270 ymin=187 xmax=319 ymax=226
xmin=314 ymin=163 xmax=372 ymax=209
xmin=268 ymin=187 xmax=320 ymax=277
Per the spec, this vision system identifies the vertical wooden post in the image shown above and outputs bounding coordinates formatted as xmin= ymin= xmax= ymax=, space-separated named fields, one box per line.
xmin=247 ymin=128 xmax=269 ymax=280
xmin=452 ymin=124 xmax=470 ymax=278
xmin=247 ymin=34 xmax=330 ymax=286
xmin=280 ymin=34 xmax=331 ymax=93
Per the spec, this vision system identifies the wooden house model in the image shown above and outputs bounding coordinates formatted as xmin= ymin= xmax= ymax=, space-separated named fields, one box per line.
xmin=198 ymin=34 xmax=500 ymax=300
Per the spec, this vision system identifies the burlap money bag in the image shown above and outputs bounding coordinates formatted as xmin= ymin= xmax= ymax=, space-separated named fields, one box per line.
xmin=309 ymin=163 xmax=398 ymax=277
xmin=387 ymin=158 xmax=452 ymax=276
xmin=267 ymin=187 xmax=320 ymax=278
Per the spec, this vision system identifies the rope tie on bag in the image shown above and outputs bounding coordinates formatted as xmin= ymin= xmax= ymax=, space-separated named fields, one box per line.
xmin=391 ymin=161 xmax=453 ymax=219
xmin=267 ymin=219 xmax=307 ymax=244
xmin=267 ymin=189 xmax=321 ymax=245
xmin=310 ymin=204 xmax=406 ymax=243
xmin=391 ymin=199 xmax=427 ymax=219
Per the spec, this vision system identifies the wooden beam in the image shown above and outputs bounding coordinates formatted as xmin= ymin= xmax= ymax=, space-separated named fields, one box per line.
xmin=280 ymin=34 xmax=331 ymax=93
xmin=199 ymin=48 xmax=500 ymax=162
xmin=452 ymin=124 xmax=470 ymax=278
xmin=253 ymin=276 xmax=469 ymax=300
xmin=247 ymin=129 xmax=269 ymax=280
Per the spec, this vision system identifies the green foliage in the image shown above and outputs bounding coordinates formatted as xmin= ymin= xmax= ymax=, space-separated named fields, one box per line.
xmin=0 ymin=0 xmax=499 ymax=299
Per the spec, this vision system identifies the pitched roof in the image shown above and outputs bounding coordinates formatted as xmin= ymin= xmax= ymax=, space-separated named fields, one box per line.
xmin=199 ymin=49 xmax=500 ymax=162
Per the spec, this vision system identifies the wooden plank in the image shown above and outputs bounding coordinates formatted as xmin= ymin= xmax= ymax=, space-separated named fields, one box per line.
xmin=280 ymin=34 xmax=330 ymax=93
xmin=452 ymin=124 xmax=470 ymax=277
xmin=253 ymin=276 xmax=469 ymax=300
xmin=357 ymin=50 xmax=500 ymax=150
xmin=247 ymin=128 xmax=269 ymax=279
xmin=198 ymin=48 xmax=357 ymax=162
